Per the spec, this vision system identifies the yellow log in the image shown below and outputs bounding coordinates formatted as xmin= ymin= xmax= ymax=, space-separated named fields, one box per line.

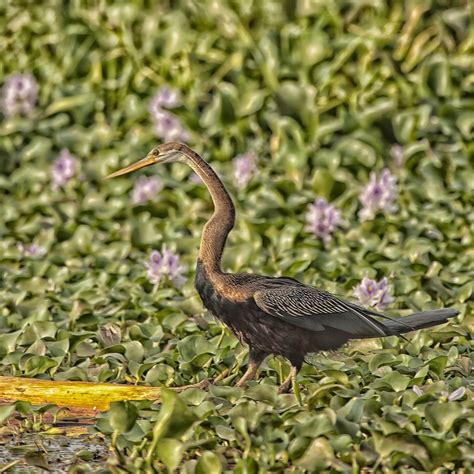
xmin=0 ymin=376 xmax=161 ymax=411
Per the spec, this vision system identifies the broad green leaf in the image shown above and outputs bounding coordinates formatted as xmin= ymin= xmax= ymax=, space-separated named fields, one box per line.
xmin=195 ymin=451 xmax=222 ymax=474
xmin=156 ymin=438 xmax=184 ymax=473
xmin=425 ymin=402 xmax=464 ymax=432
xmin=376 ymin=372 xmax=411 ymax=392
xmin=108 ymin=401 xmax=138 ymax=433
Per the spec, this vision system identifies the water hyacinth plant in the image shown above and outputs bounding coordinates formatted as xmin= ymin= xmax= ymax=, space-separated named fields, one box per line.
xmin=390 ymin=144 xmax=404 ymax=167
xmin=51 ymin=149 xmax=78 ymax=189
xmin=1 ymin=73 xmax=38 ymax=117
xmin=232 ymin=152 xmax=256 ymax=188
xmin=131 ymin=176 xmax=163 ymax=204
xmin=413 ymin=385 xmax=466 ymax=402
xmin=150 ymin=85 xmax=181 ymax=110
xmin=150 ymin=86 xmax=188 ymax=142
xmin=189 ymin=171 xmax=202 ymax=184
xmin=98 ymin=323 xmax=122 ymax=347
xmin=359 ymin=169 xmax=398 ymax=221
xmin=145 ymin=248 xmax=186 ymax=289
xmin=0 ymin=2 xmax=472 ymax=472
xmin=304 ymin=198 xmax=341 ymax=243
xmin=153 ymin=109 xmax=189 ymax=142
xmin=16 ymin=242 xmax=46 ymax=258
xmin=353 ymin=276 xmax=393 ymax=310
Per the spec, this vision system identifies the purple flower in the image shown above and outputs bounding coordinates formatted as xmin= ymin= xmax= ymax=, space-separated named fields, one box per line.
xmin=131 ymin=176 xmax=163 ymax=204
xmin=353 ymin=276 xmax=393 ymax=310
xmin=17 ymin=243 xmax=46 ymax=258
xmin=1 ymin=73 xmax=38 ymax=118
xmin=304 ymin=198 xmax=342 ymax=243
xmin=189 ymin=172 xmax=202 ymax=184
xmin=232 ymin=153 xmax=256 ymax=189
xmin=149 ymin=86 xmax=188 ymax=143
xmin=390 ymin=145 xmax=404 ymax=167
xmin=51 ymin=149 xmax=78 ymax=189
xmin=145 ymin=248 xmax=186 ymax=288
xmin=161 ymin=249 xmax=186 ymax=287
xmin=153 ymin=109 xmax=189 ymax=142
xmin=145 ymin=250 xmax=164 ymax=286
xmin=359 ymin=169 xmax=397 ymax=221
xmin=150 ymin=86 xmax=181 ymax=112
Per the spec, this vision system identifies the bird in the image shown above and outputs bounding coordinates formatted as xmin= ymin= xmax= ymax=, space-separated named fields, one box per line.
xmin=105 ymin=142 xmax=459 ymax=398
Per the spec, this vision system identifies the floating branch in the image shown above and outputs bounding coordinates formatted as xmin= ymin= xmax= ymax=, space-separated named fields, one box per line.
xmin=0 ymin=376 xmax=162 ymax=411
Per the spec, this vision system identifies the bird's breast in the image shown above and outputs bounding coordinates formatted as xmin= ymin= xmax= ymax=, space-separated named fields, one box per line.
xmin=194 ymin=263 xmax=254 ymax=330
xmin=194 ymin=261 xmax=252 ymax=302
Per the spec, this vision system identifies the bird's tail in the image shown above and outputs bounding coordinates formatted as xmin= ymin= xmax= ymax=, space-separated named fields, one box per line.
xmin=383 ymin=308 xmax=459 ymax=334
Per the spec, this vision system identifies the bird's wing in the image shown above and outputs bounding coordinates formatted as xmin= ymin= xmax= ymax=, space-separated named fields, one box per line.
xmin=253 ymin=283 xmax=390 ymax=337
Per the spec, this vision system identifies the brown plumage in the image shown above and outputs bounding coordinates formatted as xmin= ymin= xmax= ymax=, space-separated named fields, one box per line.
xmin=106 ymin=142 xmax=459 ymax=394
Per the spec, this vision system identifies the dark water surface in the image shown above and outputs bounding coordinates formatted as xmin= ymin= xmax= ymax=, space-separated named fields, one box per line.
xmin=0 ymin=432 xmax=109 ymax=473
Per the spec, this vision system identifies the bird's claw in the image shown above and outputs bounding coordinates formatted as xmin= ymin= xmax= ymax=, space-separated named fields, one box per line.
xmin=172 ymin=368 xmax=230 ymax=392
xmin=196 ymin=378 xmax=212 ymax=390
xmin=278 ymin=382 xmax=292 ymax=394
xmin=171 ymin=378 xmax=211 ymax=392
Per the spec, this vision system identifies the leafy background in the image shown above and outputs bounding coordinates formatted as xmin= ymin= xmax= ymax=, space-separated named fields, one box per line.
xmin=0 ymin=0 xmax=473 ymax=472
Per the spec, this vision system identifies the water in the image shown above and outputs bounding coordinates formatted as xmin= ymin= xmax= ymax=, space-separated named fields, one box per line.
xmin=0 ymin=431 xmax=109 ymax=473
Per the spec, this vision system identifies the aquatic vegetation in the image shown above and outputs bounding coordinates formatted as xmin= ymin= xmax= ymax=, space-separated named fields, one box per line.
xmin=353 ymin=276 xmax=393 ymax=310
xmin=131 ymin=176 xmax=163 ymax=204
xmin=0 ymin=0 xmax=472 ymax=472
xmin=232 ymin=152 xmax=256 ymax=189
xmin=359 ymin=169 xmax=398 ymax=222
xmin=51 ymin=149 xmax=78 ymax=189
xmin=145 ymin=248 xmax=186 ymax=288
xmin=1 ymin=73 xmax=38 ymax=118
xmin=304 ymin=198 xmax=342 ymax=243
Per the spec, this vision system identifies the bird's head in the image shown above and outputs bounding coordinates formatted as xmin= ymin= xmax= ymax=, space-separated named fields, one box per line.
xmin=104 ymin=142 xmax=189 ymax=179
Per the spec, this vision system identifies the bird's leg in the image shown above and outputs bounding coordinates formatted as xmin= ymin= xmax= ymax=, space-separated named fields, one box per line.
xmin=235 ymin=349 xmax=266 ymax=387
xmin=278 ymin=365 xmax=298 ymax=393
xmin=235 ymin=362 xmax=259 ymax=387
xmin=278 ymin=364 xmax=302 ymax=404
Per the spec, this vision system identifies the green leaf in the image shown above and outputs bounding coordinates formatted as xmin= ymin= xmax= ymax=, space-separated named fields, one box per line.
xmin=45 ymin=94 xmax=96 ymax=115
xmin=124 ymin=341 xmax=145 ymax=363
xmin=368 ymin=353 xmax=398 ymax=372
xmin=419 ymin=435 xmax=461 ymax=465
xmin=156 ymin=438 xmax=184 ymax=473
xmin=243 ymin=384 xmax=278 ymax=404
xmin=215 ymin=425 xmax=237 ymax=441
xmin=295 ymin=438 xmax=334 ymax=471
xmin=376 ymin=372 xmax=411 ymax=392
xmin=0 ymin=404 xmax=16 ymax=424
xmin=0 ymin=330 xmax=21 ymax=355
xmin=425 ymin=402 xmax=464 ymax=432
xmin=195 ymin=451 xmax=222 ymax=474
xmin=294 ymin=411 xmax=335 ymax=438
xmin=108 ymin=401 xmax=138 ymax=433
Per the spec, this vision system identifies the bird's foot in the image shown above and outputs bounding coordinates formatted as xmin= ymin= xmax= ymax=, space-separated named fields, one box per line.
xmin=171 ymin=378 xmax=212 ymax=392
xmin=235 ymin=362 xmax=259 ymax=387
xmin=171 ymin=368 xmax=230 ymax=392
xmin=278 ymin=379 xmax=292 ymax=394
xmin=278 ymin=366 xmax=302 ymax=404
xmin=235 ymin=377 xmax=249 ymax=388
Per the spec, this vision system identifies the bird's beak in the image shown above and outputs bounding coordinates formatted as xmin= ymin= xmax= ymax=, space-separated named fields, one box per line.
xmin=104 ymin=153 xmax=158 ymax=179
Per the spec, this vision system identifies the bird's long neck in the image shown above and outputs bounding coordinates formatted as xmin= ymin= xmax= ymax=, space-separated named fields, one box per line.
xmin=184 ymin=149 xmax=235 ymax=274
